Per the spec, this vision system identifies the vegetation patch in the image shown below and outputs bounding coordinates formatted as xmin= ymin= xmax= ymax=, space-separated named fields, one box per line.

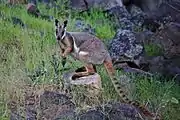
xmin=0 ymin=3 xmax=179 ymax=120
xmin=144 ymin=43 xmax=163 ymax=56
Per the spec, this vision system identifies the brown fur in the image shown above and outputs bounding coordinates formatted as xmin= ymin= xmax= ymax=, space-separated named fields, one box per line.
xmin=54 ymin=19 xmax=160 ymax=119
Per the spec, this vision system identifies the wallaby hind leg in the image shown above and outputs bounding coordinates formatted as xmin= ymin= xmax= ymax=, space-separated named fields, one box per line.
xmin=75 ymin=65 xmax=97 ymax=73
xmin=72 ymin=64 xmax=96 ymax=80
xmin=103 ymin=60 xmax=115 ymax=79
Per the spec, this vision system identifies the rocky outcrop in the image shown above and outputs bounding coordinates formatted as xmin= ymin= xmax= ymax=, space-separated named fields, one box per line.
xmin=153 ymin=22 xmax=180 ymax=58
xmin=70 ymin=0 xmax=123 ymax=12
xmin=78 ymin=102 xmax=142 ymax=120
xmin=135 ymin=22 xmax=180 ymax=83
xmin=149 ymin=23 xmax=180 ymax=80
xmin=108 ymin=29 xmax=143 ymax=62
xmin=110 ymin=22 xmax=180 ymax=82
xmin=9 ymin=90 xmax=146 ymax=120
xmin=104 ymin=0 xmax=180 ymax=81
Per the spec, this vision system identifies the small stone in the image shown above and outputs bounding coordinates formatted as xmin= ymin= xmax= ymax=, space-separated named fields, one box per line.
xmin=27 ymin=3 xmax=40 ymax=17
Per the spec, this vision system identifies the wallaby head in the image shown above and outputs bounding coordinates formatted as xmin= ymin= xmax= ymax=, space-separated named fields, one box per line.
xmin=54 ymin=19 xmax=68 ymax=41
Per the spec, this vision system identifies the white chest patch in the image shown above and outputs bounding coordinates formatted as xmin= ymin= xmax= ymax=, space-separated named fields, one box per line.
xmin=79 ymin=51 xmax=89 ymax=56
xmin=72 ymin=35 xmax=80 ymax=53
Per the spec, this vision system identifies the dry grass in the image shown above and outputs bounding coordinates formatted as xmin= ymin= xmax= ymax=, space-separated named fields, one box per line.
xmin=0 ymin=3 xmax=179 ymax=120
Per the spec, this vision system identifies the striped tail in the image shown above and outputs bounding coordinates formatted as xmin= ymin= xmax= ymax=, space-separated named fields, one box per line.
xmin=103 ymin=60 xmax=159 ymax=119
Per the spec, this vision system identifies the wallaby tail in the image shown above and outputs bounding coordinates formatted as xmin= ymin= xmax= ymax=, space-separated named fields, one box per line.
xmin=103 ymin=60 xmax=160 ymax=119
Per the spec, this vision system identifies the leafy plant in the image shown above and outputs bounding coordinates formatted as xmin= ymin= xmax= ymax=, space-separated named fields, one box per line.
xmin=144 ymin=43 xmax=163 ymax=56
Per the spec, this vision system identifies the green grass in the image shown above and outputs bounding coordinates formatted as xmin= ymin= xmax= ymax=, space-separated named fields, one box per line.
xmin=0 ymin=3 xmax=180 ymax=120
xmin=144 ymin=43 xmax=163 ymax=56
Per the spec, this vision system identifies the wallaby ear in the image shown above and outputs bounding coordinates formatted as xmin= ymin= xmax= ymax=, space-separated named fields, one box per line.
xmin=55 ymin=19 xmax=59 ymax=27
xmin=55 ymin=19 xmax=59 ymax=37
xmin=63 ymin=20 xmax=68 ymax=28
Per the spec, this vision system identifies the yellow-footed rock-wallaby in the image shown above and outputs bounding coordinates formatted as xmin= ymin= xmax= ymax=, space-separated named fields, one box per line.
xmin=54 ymin=19 xmax=160 ymax=119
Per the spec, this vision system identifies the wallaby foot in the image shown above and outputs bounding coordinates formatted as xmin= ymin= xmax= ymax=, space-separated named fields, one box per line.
xmin=75 ymin=65 xmax=97 ymax=73
xmin=72 ymin=64 xmax=96 ymax=80
xmin=75 ymin=66 xmax=86 ymax=72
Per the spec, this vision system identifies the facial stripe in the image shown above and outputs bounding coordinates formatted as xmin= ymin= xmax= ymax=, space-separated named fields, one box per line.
xmin=61 ymin=28 xmax=66 ymax=39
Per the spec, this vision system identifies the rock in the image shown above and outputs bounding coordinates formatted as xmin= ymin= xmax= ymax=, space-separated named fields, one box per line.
xmin=78 ymin=102 xmax=142 ymax=120
xmin=119 ymin=18 xmax=135 ymax=31
xmin=128 ymin=5 xmax=146 ymax=27
xmin=25 ymin=91 xmax=37 ymax=120
xmin=10 ymin=112 xmax=24 ymax=120
xmin=146 ymin=1 xmax=180 ymax=23
xmin=78 ymin=110 xmax=106 ymax=120
xmin=8 ymin=86 xmax=155 ymax=120
xmin=135 ymin=30 xmax=154 ymax=44
xmin=136 ymin=22 xmax=180 ymax=83
xmin=106 ymin=5 xmax=146 ymax=32
xmin=74 ymin=19 xmax=96 ymax=35
xmin=27 ymin=3 xmax=40 ymax=17
xmin=150 ymin=22 xmax=180 ymax=81
xmin=104 ymin=102 xmax=141 ymax=120
xmin=108 ymin=29 xmax=143 ymax=61
xmin=62 ymin=70 xmax=102 ymax=95
xmin=8 ymin=100 xmax=24 ymax=120
xmin=122 ymin=0 xmax=180 ymax=32
xmin=38 ymin=91 xmax=76 ymax=120
xmin=130 ymin=0 xmax=163 ymax=13
xmin=106 ymin=6 xmax=131 ymax=19
xmin=70 ymin=0 xmax=123 ymax=12
xmin=105 ymin=6 xmax=133 ymax=29
xmin=70 ymin=0 xmax=88 ymax=11
xmin=62 ymin=70 xmax=103 ymax=106
xmin=153 ymin=22 xmax=180 ymax=58
xmin=8 ymin=0 xmax=27 ymax=4
xmin=9 ymin=87 xmax=76 ymax=120
xmin=144 ymin=56 xmax=180 ymax=84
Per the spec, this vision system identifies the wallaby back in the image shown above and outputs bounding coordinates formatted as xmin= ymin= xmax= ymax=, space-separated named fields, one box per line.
xmin=69 ymin=32 xmax=111 ymax=64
